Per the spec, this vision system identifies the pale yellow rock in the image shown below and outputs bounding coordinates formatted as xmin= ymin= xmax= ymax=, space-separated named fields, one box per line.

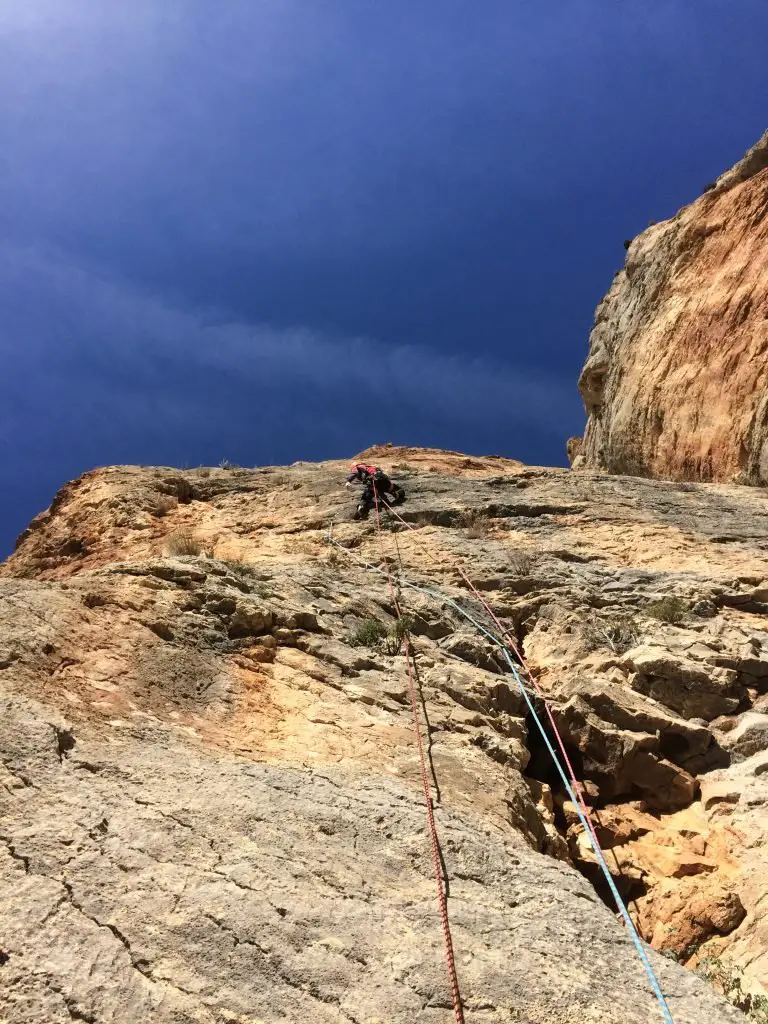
xmin=1 ymin=448 xmax=765 ymax=1020
xmin=578 ymin=131 xmax=768 ymax=484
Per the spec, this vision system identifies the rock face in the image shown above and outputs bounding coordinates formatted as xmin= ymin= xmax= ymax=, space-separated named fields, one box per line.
xmin=2 ymin=446 xmax=767 ymax=1022
xmin=576 ymin=130 xmax=768 ymax=484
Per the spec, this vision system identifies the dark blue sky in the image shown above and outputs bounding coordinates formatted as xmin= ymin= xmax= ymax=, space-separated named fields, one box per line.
xmin=1 ymin=2 xmax=766 ymax=556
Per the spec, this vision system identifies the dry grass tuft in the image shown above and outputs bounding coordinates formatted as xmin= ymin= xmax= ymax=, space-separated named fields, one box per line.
xmin=461 ymin=509 xmax=491 ymax=538
xmin=150 ymin=495 xmax=178 ymax=518
xmin=581 ymin=614 xmax=640 ymax=655
xmin=166 ymin=532 xmax=211 ymax=557
xmin=508 ymin=549 xmax=539 ymax=576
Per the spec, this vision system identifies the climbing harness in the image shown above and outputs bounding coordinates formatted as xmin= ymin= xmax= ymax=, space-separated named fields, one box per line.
xmin=326 ymin=489 xmax=676 ymax=1024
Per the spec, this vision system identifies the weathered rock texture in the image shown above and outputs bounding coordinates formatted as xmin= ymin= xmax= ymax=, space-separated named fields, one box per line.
xmin=2 ymin=445 xmax=767 ymax=1022
xmin=577 ymin=130 xmax=768 ymax=484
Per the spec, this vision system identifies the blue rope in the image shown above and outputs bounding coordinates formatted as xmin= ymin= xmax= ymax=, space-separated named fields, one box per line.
xmin=500 ymin=649 xmax=675 ymax=1024
xmin=326 ymin=524 xmax=676 ymax=1023
xmin=326 ymin=525 xmax=533 ymax=683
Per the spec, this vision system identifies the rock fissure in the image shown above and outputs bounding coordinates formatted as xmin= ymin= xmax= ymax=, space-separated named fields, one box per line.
xmin=58 ymin=879 xmax=200 ymax=999
xmin=0 ymin=835 xmax=31 ymax=873
xmin=0 ymin=834 xmax=197 ymax=1000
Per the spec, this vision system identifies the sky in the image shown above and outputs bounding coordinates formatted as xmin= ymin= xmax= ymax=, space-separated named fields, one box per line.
xmin=1 ymin=1 xmax=766 ymax=556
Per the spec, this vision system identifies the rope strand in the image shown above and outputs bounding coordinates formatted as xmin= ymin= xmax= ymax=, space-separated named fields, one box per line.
xmin=384 ymin=507 xmax=606 ymax=848
xmin=371 ymin=487 xmax=466 ymax=1024
xmin=328 ymin=498 xmax=676 ymax=1024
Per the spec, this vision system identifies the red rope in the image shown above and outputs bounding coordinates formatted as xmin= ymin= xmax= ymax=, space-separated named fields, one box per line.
xmin=353 ymin=490 xmax=675 ymax=1024
xmin=383 ymin=503 xmax=601 ymax=846
xmin=372 ymin=486 xmax=466 ymax=1024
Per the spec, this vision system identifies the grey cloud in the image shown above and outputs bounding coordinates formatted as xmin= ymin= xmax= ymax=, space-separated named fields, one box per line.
xmin=0 ymin=242 xmax=577 ymax=438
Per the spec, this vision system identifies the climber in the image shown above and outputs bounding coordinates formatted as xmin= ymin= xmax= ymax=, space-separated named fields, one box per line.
xmin=345 ymin=463 xmax=405 ymax=520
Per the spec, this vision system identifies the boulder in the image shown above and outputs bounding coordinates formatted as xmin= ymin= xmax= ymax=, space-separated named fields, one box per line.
xmin=624 ymin=646 xmax=741 ymax=719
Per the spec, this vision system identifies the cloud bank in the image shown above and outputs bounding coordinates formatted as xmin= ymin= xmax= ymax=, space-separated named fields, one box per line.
xmin=0 ymin=243 xmax=579 ymax=472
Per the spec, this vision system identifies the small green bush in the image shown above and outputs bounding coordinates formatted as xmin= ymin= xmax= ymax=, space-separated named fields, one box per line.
xmin=646 ymin=596 xmax=687 ymax=625
xmin=384 ymin=615 xmax=415 ymax=655
xmin=582 ymin=614 xmax=640 ymax=655
xmin=392 ymin=462 xmax=415 ymax=472
xmin=660 ymin=948 xmax=681 ymax=963
xmin=350 ymin=619 xmax=388 ymax=648
xmin=350 ymin=615 xmax=415 ymax=653
xmin=661 ymin=938 xmax=704 ymax=964
xmin=392 ymin=615 xmax=415 ymax=640
xmin=697 ymin=957 xmax=768 ymax=1021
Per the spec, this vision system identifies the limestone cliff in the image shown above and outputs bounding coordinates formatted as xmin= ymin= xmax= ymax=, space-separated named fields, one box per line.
xmin=1 ymin=447 xmax=766 ymax=1022
xmin=576 ymin=130 xmax=768 ymax=483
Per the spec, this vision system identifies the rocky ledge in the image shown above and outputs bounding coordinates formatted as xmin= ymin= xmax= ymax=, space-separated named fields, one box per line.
xmin=1 ymin=445 xmax=766 ymax=1022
